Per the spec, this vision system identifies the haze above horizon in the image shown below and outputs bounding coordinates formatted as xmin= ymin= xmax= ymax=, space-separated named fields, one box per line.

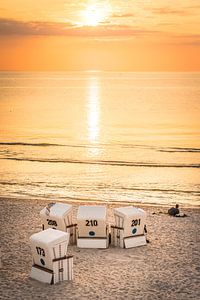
xmin=0 ymin=0 xmax=200 ymax=71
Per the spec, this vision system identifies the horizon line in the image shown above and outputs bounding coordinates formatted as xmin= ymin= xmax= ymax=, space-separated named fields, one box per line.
xmin=0 ymin=69 xmax=200 ymax=73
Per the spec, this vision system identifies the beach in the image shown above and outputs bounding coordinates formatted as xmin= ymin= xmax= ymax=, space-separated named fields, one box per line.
xmin=0 ymin=197 xmax=200 ymax=300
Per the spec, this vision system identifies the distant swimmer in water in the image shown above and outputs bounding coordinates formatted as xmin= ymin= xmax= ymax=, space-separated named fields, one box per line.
xmin=168 ymin=204 xmax=187 ymax=217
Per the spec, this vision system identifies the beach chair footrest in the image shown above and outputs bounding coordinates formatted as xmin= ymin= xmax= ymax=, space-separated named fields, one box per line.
xmin=124 ymin=235 xmax=147 ymax=248
xmin=77 ymin=237 xmax=108 ymax=249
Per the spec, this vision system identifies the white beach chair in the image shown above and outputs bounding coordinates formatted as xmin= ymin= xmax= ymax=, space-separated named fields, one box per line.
xmin=30 ymin=228 xmax=73 ymax=284
xmin=40 ymin=202 xmax=77 ymax=245
xmin=111 ymin=206 xmax=147 ymax=248
xmin=77 ymin=205 xmax=109 ymax=248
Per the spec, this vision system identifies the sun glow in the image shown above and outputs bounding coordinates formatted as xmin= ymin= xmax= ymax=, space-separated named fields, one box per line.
xmin=81 ymin=5 xmax=109 ymax=26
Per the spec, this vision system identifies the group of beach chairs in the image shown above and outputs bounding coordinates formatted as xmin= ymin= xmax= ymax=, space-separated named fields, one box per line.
xmin=30 ymin=203 xmax=148 ymax=284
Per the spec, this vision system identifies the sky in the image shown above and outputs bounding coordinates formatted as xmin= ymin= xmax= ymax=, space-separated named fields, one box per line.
xmin=0 ymin=0 xmax=200 ymax=71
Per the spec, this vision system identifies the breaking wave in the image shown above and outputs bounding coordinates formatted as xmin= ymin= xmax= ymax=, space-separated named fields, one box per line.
xmin=1 ymin=157 xmax=200 ymax=168
xmin=158 ymin=147 xmax=200 ymax=153
xmin=1 ymin=142 xmax=200 ymax=153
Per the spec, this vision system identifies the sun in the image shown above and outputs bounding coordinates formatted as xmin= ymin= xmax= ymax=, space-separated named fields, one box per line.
xmin=81 ymin=5 xmax=109 ymax=26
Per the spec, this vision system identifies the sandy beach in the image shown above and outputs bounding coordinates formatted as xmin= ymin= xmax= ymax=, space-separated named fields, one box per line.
xmin=0 ymin=197 xmax=200 ymax=300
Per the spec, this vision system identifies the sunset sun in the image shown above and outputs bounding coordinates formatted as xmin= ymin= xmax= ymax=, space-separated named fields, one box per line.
xmin=81 ymin=5 xmax=109 ymax=26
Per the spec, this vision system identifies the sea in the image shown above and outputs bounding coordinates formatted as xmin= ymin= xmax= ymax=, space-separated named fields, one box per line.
xmin=0 ymin=72 xmax=200 ymax=207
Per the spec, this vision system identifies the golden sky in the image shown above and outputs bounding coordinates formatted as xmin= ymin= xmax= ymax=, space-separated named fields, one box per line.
xmin=0 ymin=0 xmax=200 ymax=71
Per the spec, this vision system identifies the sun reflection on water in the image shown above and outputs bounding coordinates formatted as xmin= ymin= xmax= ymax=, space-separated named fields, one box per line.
xmin=87 ymin=77 xmax=100 ymax=142
xmin=87 ymin=77 xmax=101 ymax=156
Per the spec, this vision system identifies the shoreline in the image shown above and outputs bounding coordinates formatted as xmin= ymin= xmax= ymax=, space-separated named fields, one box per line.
xmin=1 ymin=196 xmax=200 ymax=210
xmin=0 ymin=197 xmax=200 ymax=299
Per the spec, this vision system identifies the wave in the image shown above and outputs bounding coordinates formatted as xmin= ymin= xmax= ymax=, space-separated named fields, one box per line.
xmin=0 ymin=142 xmax=90 ymax=148
xmin=1 ymin=157 xmax=200 ymax=168
xmin=0 ymin=142 xmax=64 ymax=147
xmin=121 ymin=144 xmax=200 ymax=153
xmin=104 ymin=143 xmax=200 ymax=153
xmin=1 ymin=142 xmax=200 ymax=153
xmin=158 ymin=147 xmax=200 ymax=153
xmin=0 ymin=181 xmax=41 ymax=187
xmin=121 ymin=186 xmax=200 ymax=195
xmin=0 ymin=142 xmax=105 ymax=149
xmin=0 ymin=181 xmax=199 ymax=199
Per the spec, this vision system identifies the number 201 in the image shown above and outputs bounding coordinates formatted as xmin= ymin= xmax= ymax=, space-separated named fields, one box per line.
xmin=131 ymin=219 xmax=141 ymax=227
xmin=86 ymin=220 xmax=98 ymax=226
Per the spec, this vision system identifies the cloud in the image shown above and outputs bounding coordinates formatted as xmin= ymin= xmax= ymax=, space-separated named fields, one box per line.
xmin=0 ymin=18 xmax=159 ymax=37
xmin=111 ymin=13 xmax=135 ymax=18
xmin=157 ymin=22 xmax=177 ymax=26
xmin=151 ymin=7 xmax=193 ymax=16
xmin=185 ymin=41 xmax=200 ymax=46
xmin=0 ymin=18 xmax=76 ymax=36
xmin=168 ymin=33 xmax=200 ymax=46
xmin=1 ymin=17 xmax=200 ymax=47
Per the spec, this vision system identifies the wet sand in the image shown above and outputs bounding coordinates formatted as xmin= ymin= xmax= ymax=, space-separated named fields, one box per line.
xmin=0 ymin=197 xmax=200 ymax=300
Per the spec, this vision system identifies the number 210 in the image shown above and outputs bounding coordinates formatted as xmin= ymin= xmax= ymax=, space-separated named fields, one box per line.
xmin=86 ymin=220 xmax=98 ymax=226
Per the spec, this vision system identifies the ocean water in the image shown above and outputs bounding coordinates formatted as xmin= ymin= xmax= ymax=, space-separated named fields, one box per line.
xmin=0 ymin=71 xmax=200 ymax=207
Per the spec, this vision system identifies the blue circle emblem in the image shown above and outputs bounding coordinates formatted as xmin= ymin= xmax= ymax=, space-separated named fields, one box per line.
xmin=89 ymin=231 xmax=95 ymax=236
xmin=132 ymin=228 xmax=137 ymax=235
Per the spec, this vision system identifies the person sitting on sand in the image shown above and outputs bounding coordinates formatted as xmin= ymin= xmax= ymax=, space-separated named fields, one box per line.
xmin=168 ymin=204 xmax=180 ymax=216
xmin=152 ymin=204 xmax=187 ymax=217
